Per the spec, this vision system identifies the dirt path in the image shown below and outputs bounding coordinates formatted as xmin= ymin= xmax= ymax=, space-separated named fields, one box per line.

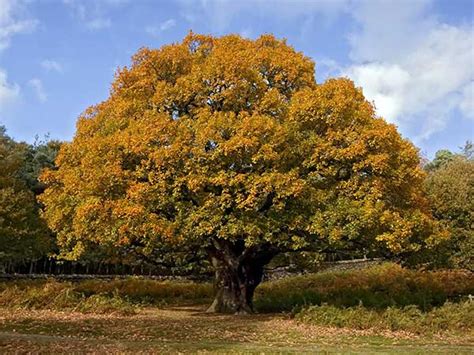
xmin=0 ymin=306 xmax=472 ymax=353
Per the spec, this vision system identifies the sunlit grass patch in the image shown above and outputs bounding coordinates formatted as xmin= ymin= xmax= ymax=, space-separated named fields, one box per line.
xmin=255 ymin=263 xmax=474 ymax=312
xmin=0 ymin=277 xmax=214 ymax=314
xmin=296 ymin=300 xmax=474 ymax=334
xmin=75 ymin=278 xmax=213 ymax=305
xmin=0 ymin=280 xmax=136 ymax=315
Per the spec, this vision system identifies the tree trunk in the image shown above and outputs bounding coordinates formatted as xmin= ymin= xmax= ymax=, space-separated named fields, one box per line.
xmin=206 ymin=241 xmax=277 ymax=314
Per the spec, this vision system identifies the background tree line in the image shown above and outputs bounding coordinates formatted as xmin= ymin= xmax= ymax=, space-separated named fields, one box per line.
xmin=0 ymin=127 xmax=58 ymax=271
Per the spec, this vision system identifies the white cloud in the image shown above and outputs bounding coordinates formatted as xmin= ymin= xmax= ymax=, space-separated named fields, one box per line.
xmin=41 ymin=59 xmax=63 ymax=73
xmin=317 ymin=58 xmax=343 ymax=81
xmin=0 ymin=0 xmax=37 ymax=51
xmin=62 ymin=0 xmax=125 ymax=30
xmin=345 ymin=63 xmax=410 ymax=122
xmin=85 ymin=17 xmax=111 ymax=30
xmin=146 ymin=19 xmax=176 ymax=36
xmin=160 ymin=19 xmax=176 ymax=31
xmin=0 ymin=1 xmax=36 ymax=112
xmin=460 ymin=81 xmax=474 ymax=120
xmin=239 ymin=28 xmax=253 ymax=39
xmin=178 ymin=0 xmax=350 ymax=32
xmin=102 ymin=0 xmax=130 ymax=4
xmin=145 ymin=26 xmax=159 ymax=37
xmin=348 ymin=0 xmax=434 ymax=63
xmin=62 ymin=0 xmax=85 ymax=19
xmin=28 ymin=78 xmax=47 ymax=103
xmin=343 ymin=0 xmax=474 ymax=141
xmin=0 ymin=69 xmax=20 ymax=111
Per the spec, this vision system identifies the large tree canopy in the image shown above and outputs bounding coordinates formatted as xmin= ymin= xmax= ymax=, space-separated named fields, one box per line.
xmin=40 ymin=33 xmax=443 ymax=313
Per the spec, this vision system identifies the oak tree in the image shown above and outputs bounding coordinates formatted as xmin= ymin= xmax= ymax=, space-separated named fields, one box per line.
xmin=40 ymin=34 xmax=443 ymax=313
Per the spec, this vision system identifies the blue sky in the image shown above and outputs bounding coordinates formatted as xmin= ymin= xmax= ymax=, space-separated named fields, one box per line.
xmin=0 ymin=0 xmax=472 ymax=158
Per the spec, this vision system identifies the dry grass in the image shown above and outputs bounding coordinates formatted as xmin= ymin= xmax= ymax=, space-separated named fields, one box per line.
xmin=76 ymin=278 xmax=213 ymax=304
xmin=0 ymin=306 xmax=472 ymax=353
xmin=0 ymin=265 xmax=472 ymax=353
xmin=0 ymin=278 xmax=213 ymax=315
xmin=255 ymin=262 xmax=474 ymax=312
xmin=296 ymin=300 xmax=474 ymax=335
xmin=1 ymin=263 xmax=472 ymax=317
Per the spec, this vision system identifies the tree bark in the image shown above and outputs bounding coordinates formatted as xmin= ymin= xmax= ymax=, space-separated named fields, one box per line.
xmin=206 ymin=240 xmax=277 ymax=314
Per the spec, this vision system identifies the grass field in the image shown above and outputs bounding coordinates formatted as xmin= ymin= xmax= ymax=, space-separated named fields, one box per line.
xmin=1 ymin=305 xmax=473 ymax=354
xmin=0 ymin=264 xmax=473 ymax=353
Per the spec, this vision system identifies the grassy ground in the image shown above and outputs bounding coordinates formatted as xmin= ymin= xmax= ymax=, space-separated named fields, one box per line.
xmin=1 ymin=264 xmax=472 ymax=353
xmin=296 ymin=301 xmax=474 ymax=334
xmin=1 ymin=305 xmax=473 ymax=354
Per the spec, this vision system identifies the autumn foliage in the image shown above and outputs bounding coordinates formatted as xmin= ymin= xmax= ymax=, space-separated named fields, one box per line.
xmin=425 ymin=152 xmax=473 ymax=269
xmin=0 ymin=128 xmax=51 ymax=265
xmin=40 ymin=33 xmax=444 ymax=313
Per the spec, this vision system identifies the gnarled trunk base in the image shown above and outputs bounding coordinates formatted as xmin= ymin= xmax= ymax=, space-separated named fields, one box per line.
xmin=206 ymin=262 xmax=259 ymax=314
xmin=206 ymin=242 xmax=277 ymax=314
xmin=206 ymin=288 xmax=253 ymax=314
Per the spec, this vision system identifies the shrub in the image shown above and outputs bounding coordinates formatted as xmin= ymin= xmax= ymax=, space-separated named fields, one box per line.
xmin=0 ymin=277 xmax=214 ymax=313
xmin=74 ymin=293 xmax=137 ymax=315
xmin=296 ymin=300 xmax=474 ymax=334
xmin=254 ymin=263 xmax=474 ymax=312
xmin=75 ymin=278 xmax=213 ymax=304
xmin=0 ymin=280 xmax=80 ymax=309
xmin=0 ymin=280 xmax=136 ymax=315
